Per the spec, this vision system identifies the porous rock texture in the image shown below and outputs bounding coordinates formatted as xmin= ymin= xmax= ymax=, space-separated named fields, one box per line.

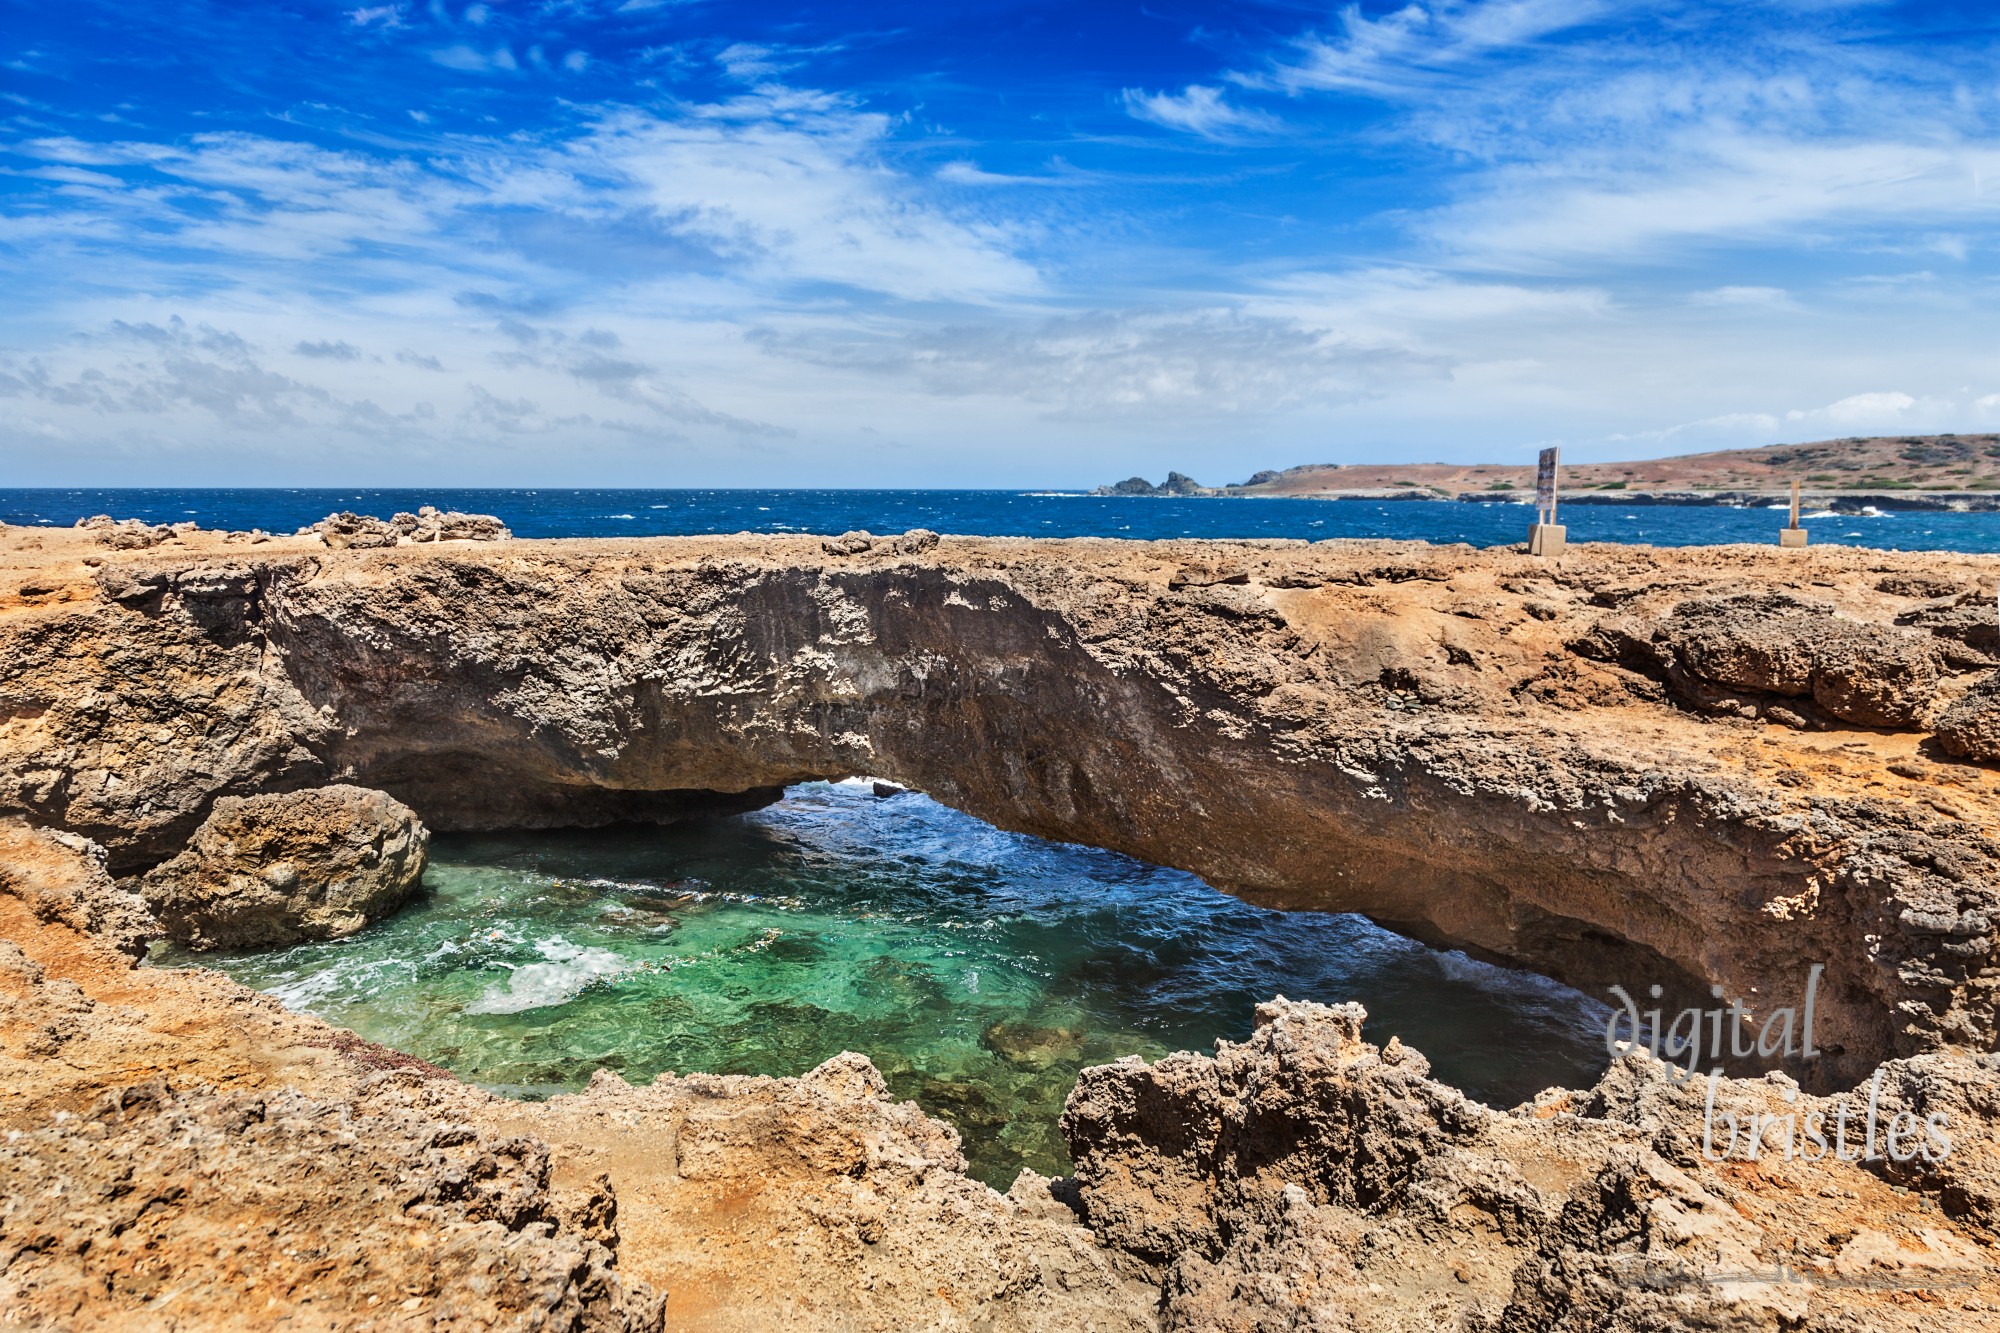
xmin=0 ymin=816 xmax=154 ymax=961
xmin=0 ymin=832 xmax=1158 ymax=1331
xmin=7 ymin=828 xmax=1990 ymax=1330
xmin=3 ymin=527 xmax=1999 ymax=1082
xmin=0 ymin=1079 xmax=665 ymax=1332
xmin=1937 ymin=672 xmax=2000 ymax=763
xmin=313 ymin=506 xmax=512 ymax=549
xmin=140 ymin=783 xmax=429 ymax=950
xmin=1062 ymin=998 xmax=2000 ymax=1332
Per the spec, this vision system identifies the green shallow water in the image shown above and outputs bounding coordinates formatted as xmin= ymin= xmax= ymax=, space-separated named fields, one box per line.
xmin=158 ymin=781 xmax=1615 ymax=1187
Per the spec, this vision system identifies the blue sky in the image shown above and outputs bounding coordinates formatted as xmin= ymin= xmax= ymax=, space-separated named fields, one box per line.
xmin=3 ymin=0 xmax=1999 ymax=486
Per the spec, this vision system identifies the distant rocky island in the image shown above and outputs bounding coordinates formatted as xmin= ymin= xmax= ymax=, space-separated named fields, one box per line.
xmin=1094 ymin=432 xmax=2000 ymax=510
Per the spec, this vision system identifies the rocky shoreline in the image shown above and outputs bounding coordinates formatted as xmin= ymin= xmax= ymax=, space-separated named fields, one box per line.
xmin=2 ymin=522 xmax=1998 ymax=1326
xmin=1097 ymin=477 xmax=2000 ymax=512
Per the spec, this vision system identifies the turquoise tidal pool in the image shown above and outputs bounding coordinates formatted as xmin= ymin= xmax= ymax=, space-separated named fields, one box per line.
xmin=160 ymin=780 xmax=1615 ymax=1187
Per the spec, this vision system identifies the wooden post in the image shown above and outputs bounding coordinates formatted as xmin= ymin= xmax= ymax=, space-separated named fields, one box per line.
xmin=1781 ymin=478 xmax=1808 ymax=547
xmin=1529 ymin=446 xmax=1565 ymax=557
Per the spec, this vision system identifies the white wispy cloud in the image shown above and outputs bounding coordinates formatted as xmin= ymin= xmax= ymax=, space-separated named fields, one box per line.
xmin=1426 ymin=135 xmax=2000 ymax=270
xmin=1689 ymin=285 xmax=1796 ymax=309
xmin=1246 ymin=0 xmax=1613 ymax=97
xmin=1119 ymin=85 xmax=1280 ymax=138
xmin=753 ymin=308 xmax=1447 ymax=418
xmin=431 ymin=44 xmax=517 ymax=72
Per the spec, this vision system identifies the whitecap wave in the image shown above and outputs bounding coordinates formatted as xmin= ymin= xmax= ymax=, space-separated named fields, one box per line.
xmin=465 ymin=937 xmax=628 ymax=1014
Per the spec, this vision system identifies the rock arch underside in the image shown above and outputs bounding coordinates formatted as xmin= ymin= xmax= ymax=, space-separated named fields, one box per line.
xmin=2 ymin=525 xmax=1998 ymax=1330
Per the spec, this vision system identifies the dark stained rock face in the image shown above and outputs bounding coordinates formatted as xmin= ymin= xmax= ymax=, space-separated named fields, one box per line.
xmin=141 ymin=784 xmax=429 ymax=950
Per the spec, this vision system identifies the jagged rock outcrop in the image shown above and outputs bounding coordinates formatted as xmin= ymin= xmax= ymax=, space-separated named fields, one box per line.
xmin=395 ymin=505 xmax=512 ymax=542
xmin=74 ymin=513 xmax=172 ymax=548
xmin=1062 ymin=999 xmax=2000 ymax=1331
xmin=313 ymin=507 xmax=511 ymax=548
xmin=501 ymin=1057 xmax=1159 ymax=1331
xmin=141 ymin=784 xmax=428 ymax=950
xmin=3 ymin=529 xmax=1999 ymax=1083
xmin=821 ymin=530 xmax=874 ymax=555
xmin=0 ymin=818 xmax=155 ymax=960
xmin=0 ymin=1078 xmax=665 ymax=1331
xmin=1590 ymin=591 xmax=1946 ymax=728
xmin=0 ymin=836 xmax=1159 ymax=1332
xmin=1937 ymin=672 xmax=2000 ymax=763
xmin=1897 ymin=591 xmax=2000 ymax=668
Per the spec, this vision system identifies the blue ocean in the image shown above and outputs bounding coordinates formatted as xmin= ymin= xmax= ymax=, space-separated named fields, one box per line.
xmin=6 ymin=487 xmax=2000 ymax=551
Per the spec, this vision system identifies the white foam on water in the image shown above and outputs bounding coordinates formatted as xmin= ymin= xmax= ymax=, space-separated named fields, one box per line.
xmin=465 ymin=936 xmax=629 ymax=1014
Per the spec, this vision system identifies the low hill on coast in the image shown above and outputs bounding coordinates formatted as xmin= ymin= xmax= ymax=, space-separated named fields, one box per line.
xmin=1098 ymin=433 xmax=2000 ymax=509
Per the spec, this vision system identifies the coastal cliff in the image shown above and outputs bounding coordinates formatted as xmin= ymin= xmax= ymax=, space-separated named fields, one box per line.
xmin=2 ymin=523 xmax=1999 ymax=1326
xmin=4 ymin=526 xmax=1999 ymax=1081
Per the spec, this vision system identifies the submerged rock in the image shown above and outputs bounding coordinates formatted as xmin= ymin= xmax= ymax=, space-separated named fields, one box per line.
xmin=983 ymin=1019 xmax=1086 ymax=1070
xmin=142 ymin=785 xmax=428 ymax=949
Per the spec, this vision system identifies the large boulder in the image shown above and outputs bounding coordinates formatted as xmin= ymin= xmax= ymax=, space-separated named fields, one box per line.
xmin=1648 ymin=593 xmax=1944 ymax=728
xmin=142 ymin=785 xmax=428 ymax=950
xmin=1936 ymin=672 xmax=2000 ymax=762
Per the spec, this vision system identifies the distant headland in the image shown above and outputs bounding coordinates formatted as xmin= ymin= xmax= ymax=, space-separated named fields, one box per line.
xmin=1094 ymin=433 xmax=2000 ymax=511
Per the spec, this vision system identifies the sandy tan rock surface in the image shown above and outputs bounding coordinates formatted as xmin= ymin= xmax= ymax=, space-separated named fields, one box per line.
xmin=0 ymin=830 xmax=1157 ymax=1331
xmin=1063 ymin=998 xmax=2000 ymax=1331
xmin=2 ymin=523 xmax=1999 ymax=1326
xmin=3 ymin=526 xmax=1998 ymax=1079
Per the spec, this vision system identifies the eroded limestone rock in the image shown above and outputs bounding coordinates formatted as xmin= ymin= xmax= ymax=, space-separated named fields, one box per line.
xmin=6 ymin=532 xmax=2000 ymax=1076
xmin=393 ymin=505 xmax=512 ymax=542
xmin=142 ymin=784 xmax=428 ymax=949
xmin=0 ymin=1080 xmax=664 ymax=1331
xmin=0 ymin=818 xmax=156 ymax=959
xmin=75 ymin=514 xmax=172 ymax=549
xmin=1062 ymin=999 xmax=2000 ymax=1332
xmin=822 ymin=530 xmax=874 ymax=555
xmin=1937 ymin=672 xmax=2000 ymax=762
xmin=1649 ymin=592 xmax=1944 ymax=728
